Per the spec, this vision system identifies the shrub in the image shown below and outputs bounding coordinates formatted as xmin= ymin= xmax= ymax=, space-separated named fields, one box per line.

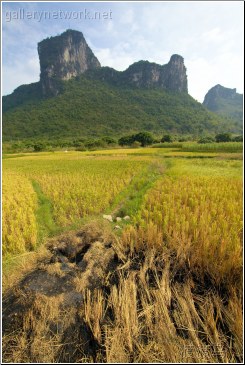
xmin=33 ymin=143 xmax=46 ymax=152
xmin=118 ymin=135 xmax=134 ymax=146
xmin=131 ymin=141 xmax=141 ymax=148
xmin=215 ymin=133 xmax=232 ymax=143
xmin=75 ymin=144 xmax=87 ymax=151
xmin=102 ymin=136 xmax=118 ymax=145
xmin=161 ymin=134 xmax=173 ymax=143
xmin=85 ymin=139 xmax=106 ymax=149
xmin=233 ymin=135 xmax=243 ymax=142
xmin=72 ymin=140 xmax=85 ymax=148
xmin=178 ymin=136 xmax=189 ymax=142
xmin=198 ymin=136 xmax=215 ymax=144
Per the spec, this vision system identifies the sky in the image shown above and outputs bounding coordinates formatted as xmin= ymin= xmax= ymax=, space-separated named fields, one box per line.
xmin=2 ymin=1 xmax=244 ymax=102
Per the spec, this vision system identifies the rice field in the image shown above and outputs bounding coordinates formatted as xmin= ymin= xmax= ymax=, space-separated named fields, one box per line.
xmin=2 ymin=172 xmax=38 ymax=255
xmin=133 ymin=175 xmax=242 ymax=284
xmin=182 ymin=142 xmax=243 ymax=153
xmin=2 ymin=150 xmax=242 ymax=256
xmin=2 ymin=147 xmax=243 ymax=363
xmin=2 ymin=153 xmax=148 ymax=255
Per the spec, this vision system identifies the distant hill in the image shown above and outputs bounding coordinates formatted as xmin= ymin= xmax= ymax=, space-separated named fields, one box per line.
xmin=2 ymin=30 xmax=242 ymax=141
xmin=203 ymin=84 xmax=243 ymax=125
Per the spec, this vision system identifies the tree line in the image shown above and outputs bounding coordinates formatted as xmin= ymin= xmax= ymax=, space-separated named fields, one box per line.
xmin=3 ymin=132 xmax=243 ymax=153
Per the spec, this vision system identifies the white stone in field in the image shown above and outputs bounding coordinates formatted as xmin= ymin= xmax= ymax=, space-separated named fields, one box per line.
xmin=114 ymin=225 xmax=122 ymax=230
xmin=103 ymin=214 xmax=113 ymax=222
xmin=123 ymin=216 xmax=130 ymax=221
xmin=116 ymin=217 xmax=122 ymax=222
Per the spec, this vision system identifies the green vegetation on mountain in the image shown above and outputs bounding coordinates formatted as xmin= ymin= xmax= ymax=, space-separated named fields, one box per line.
xmin=214 ymin=95 xmax=242 ymax=122
xmin=203 ymin=84 xmax=243 ymax=124
xmin=2 ymin=74 xmax=242 ymax=141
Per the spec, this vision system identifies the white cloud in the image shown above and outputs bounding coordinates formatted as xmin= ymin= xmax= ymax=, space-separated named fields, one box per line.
xmin=2 ymin=1 xmax=244 ymax=102
xmin=186 ymin=57 xmax=214 ymax=102
xmin=187 ymin=50 xmax=244 ymax=102
xmin=201 ymin=27 xmax=224 ymax=43
xmin=94 ymin=45 xmax=135 ymax=71
xmin=3 ymin=56 xmax=40 ymax=95
xmin=120 ymin=8 xmax=135 ymax=25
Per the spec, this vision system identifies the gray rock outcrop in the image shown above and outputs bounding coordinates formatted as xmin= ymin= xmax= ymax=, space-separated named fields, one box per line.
xmin=38 ymin=29 xmax=101 ymax=95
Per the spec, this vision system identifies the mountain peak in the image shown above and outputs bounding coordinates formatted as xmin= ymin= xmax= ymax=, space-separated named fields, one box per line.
xmin=203 ymin=84 xmax=241 ymax=106
xmin=169 ymin=54 xmax=184 ymax=63
xmin=203 ymin=84 xmax=243 ymax=123
xmin=38 ymin=29 xmax=101 ymax=96
xmin=121 ymin=55 xmax=188 ymax=92
xmin=37 ymin=29 xmax=188 ymax=96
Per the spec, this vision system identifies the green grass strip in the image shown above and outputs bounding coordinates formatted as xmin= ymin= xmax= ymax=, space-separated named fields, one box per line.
xmin=108 ymin=160 xmax=165 ymax=220
xmin=32 ymin=180 xmax=59 ymax=242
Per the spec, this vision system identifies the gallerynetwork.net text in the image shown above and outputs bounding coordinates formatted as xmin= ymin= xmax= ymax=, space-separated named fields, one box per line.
xmin=5 ymin=9 xmax=113 ymax=22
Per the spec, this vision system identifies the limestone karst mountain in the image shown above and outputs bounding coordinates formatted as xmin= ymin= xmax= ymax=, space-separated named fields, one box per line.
xmin=38 ymin=29 xmax=101 ymax=96
xmin=38 ymin=30 xmax=188 ymax=96
xmin=203 ymin=84 xmax=243 ymax=124
xmin=2 ymin=30 xmax=242 ymax=140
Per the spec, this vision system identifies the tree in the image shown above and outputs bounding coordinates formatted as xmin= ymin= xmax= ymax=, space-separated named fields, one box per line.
xmin=119 ymin=132 xmax=154 ymax=147
xmin=215 ymin=133 xmax=232 ymax=143
xmin=118 ymin=135 xmax=134 ymax=146
xmin=133 ymin=132 xmax=154 ymax=147
xmin=161 ymin=134 xmax=173 ymax=143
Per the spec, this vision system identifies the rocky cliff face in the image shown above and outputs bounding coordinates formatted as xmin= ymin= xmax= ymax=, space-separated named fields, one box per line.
xmin=203 ymin=84 xmax=240 ymax=110
xmin=162 ymin=54 xmax=188 ymax=92
xmin=37 ymin=30 xmax=188 ymax=96
xmin=121 ymin=54 xmax=188 ymax=92
xmin=87 ymin=55 xmax=188 ymax=92
xmin=203 ymin=84 xmax=243 ymax=123
xmin=38 ymin=29 xmax=101 ymax=96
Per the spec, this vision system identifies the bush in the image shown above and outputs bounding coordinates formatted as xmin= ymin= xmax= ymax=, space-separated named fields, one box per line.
xmin=178 ymin=136 xmax=189 ymax=142
xmin=102 ymin=136 xmax=118 ymax=145
xmin=215 ymin=133 xmax=232 ymax=143
xmin=118 ymin=135 xmax=134 ymax=146
xmin=75 ymin=144 xmax=87 ymax=151
xmin=233 ymin=135 xmax=243 ymax=142
xmin=73 ymin=141 xmax=86 ymax=148
xmin=198 ymin=136 xmax=215 ymax=144
xmin=161 ymin=134 xmax=173 ymax=143
xmin=33 ymin=143 xmax=46 ymax=152
xmin=131 ymin=141 xmax=141 ymax=148
xmin=85 ymin=139 xmax=106 ymax=149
